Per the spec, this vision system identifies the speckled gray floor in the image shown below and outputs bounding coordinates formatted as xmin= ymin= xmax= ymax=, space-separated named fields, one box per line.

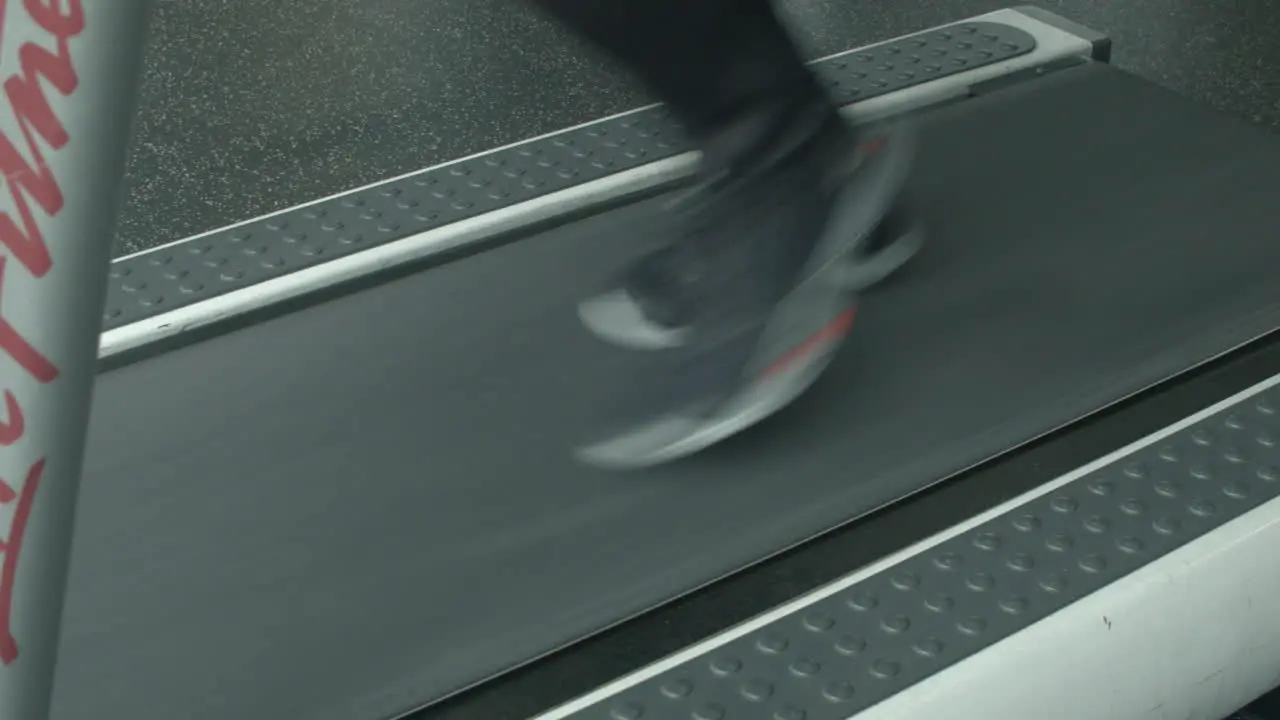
xmin=115 ymin=0 xmax=1280 ymax=256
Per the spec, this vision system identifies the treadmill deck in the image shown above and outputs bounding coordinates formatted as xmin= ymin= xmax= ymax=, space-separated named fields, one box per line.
xmin=52 ymin=9 xmax=1280 ymax=720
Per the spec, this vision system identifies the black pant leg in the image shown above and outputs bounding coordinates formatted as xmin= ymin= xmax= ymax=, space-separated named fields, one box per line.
xmin=526 ymin=0 xmax=825 ymax=139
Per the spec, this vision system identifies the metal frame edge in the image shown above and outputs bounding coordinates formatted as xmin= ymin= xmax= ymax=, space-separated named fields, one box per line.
xmin=1013 ymin=5 xmax=1112 ymax=62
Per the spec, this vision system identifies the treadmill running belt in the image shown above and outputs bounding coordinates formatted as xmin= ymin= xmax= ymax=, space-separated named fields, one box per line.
xmin=54 ymin=63 xmax=1280 ymax=720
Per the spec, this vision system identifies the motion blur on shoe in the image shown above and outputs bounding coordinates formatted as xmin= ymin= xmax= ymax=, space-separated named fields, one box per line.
xmin=527 ymin=0 xmax=923 ymax=468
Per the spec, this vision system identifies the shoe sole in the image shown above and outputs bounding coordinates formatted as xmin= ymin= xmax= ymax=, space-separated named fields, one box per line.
xmin=576 ymin=213 xmax=861 ymax=470
xmin=840 ymin=217 xmax=925 ymax=291
xmin=575 ymin=301 xmax=855 ymax=470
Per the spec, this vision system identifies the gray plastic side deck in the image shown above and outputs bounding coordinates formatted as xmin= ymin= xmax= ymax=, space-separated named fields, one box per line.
xmin=102 ymin=20 xmax=1038 ymax=333
xmin=540 ymin=380 xmax=1280 ymax=720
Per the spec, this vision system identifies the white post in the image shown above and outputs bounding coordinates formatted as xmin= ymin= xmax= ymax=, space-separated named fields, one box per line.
xmin=0 ymin=1 xmax=152 ymax=718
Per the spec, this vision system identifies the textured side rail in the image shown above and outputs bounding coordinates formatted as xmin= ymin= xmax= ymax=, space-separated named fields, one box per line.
xmin=537 ymin=378 xmax=1280 ymax=720
xmin=101 ymin=19 xmax=1042 ymax=339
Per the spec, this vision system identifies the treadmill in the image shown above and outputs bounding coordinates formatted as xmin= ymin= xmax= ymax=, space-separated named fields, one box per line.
xmin=25 ymin=5 xmax=1280 ymax=719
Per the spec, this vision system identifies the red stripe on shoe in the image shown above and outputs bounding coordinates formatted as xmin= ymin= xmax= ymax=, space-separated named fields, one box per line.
xmin=761 ymin=304 xmax=857 ymax=377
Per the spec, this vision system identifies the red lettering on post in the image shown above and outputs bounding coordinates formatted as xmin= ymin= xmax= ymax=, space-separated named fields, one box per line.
xmin=25 ymin=0 xmax=85 ymax=39
xmin=0 ymin=391 xmax=21 ymax=446
xmin=0 ymin=0 xmax=85 ymax=670
xmin=0 ymin=457 xmax=42 ymax=665
xmin=0 ymin=0 xmax=83 ymax=277
xmin=0 ymin=257 xmax=56 ymax=383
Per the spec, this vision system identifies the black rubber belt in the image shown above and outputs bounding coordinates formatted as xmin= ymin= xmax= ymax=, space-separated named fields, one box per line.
xmin=102 ymin=21 xmax=1036 ymax=331
xmin=546 ymin=380 xmax=1280 ymax=720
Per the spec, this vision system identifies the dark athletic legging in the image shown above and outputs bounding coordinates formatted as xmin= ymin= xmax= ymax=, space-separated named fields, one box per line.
xmin=526 ymin=0 xmax=829 ymax=140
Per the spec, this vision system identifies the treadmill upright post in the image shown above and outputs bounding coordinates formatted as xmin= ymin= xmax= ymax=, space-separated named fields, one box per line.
xmin=0 ymin=2 xmax=152 ymax=718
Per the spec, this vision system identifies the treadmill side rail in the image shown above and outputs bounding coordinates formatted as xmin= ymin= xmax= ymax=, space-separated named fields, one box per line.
xmin=97 ymin=7 xmax=1101 ymax=362
xmin=1014 ymin=5 xmax=1113 ymax=62
xmin=0 ymin=3 xmax=152 ymax=720
xmin=537 ymin=375 xmax=1280 ymax=720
